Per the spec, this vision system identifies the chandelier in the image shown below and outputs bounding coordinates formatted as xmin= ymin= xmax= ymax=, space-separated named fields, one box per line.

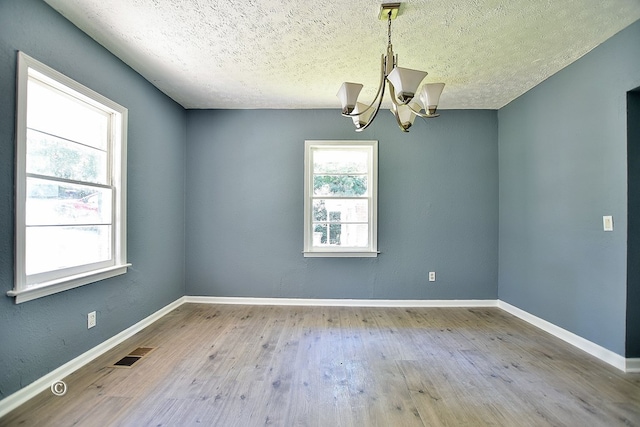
xmin=337 ymin=3 xmax=445 ymax=132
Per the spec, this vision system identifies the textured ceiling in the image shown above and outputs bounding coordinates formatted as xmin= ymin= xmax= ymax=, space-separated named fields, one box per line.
xmin=43 ymin=0 xmax=640 ymax=110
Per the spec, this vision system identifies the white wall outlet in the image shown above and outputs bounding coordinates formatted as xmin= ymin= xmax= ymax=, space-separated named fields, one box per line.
xmin=88 ymin=311 xmax=96 ymax=329
xmin=603 ymin=215 xmax=613 ymax=231
xmin=429 ymin=272 xmax=436 ymax=282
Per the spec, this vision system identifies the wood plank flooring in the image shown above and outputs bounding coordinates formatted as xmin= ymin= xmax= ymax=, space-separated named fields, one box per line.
xmin=2 ymin=303 xmax=639 ymax=426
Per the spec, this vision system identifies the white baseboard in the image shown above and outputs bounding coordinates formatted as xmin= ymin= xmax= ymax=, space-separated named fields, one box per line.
xmin=497 ymin=300 xmax=628 ymax=372
xmin=625 ymin=358 xmax=640 ymax=373
xmin=184 ymin=296 xmax=499 ymax=308
xmin=0 ymin=296 xmax=186 ymax=419
xmin=3 ymin=295 xmax=638 ymax=418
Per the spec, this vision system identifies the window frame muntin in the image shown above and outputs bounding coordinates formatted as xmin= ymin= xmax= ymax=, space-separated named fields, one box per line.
xmin=303 ymin=140 xmax=378 ymax=258
xmin=9 ymin=51 xmax=130 ymax=304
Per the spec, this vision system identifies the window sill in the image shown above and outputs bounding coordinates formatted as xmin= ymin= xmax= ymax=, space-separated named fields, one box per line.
xmin=303 ymin=251 xmax=379 ymax=258
xmin=7 ymin=264 xmax=131 ymax=304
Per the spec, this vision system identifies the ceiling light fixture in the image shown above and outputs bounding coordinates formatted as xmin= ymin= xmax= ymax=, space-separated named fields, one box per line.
xmin=337 ymin=3 xmax=445 ymax=132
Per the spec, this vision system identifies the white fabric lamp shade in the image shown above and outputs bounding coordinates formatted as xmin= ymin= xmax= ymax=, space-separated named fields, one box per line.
xmin=337 ymin=82 xmax=364 ymax=115
xmin=387 ymin=67 xmax=428 ymax=103
xmin=419 ymin=83 xmax=445 ymax=115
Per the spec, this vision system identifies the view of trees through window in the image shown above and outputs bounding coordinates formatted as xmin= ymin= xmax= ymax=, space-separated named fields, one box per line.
xmin=312 ymin=150 xmax=369 ymax=247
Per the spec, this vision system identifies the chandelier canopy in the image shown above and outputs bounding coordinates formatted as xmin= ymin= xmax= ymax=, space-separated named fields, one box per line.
xmin=337 ymin=3 xmax=445 ymax=132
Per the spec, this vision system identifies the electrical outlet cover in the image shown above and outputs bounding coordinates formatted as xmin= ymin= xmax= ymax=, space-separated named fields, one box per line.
xmin=88 ymin=311 xmax=96 ymax=329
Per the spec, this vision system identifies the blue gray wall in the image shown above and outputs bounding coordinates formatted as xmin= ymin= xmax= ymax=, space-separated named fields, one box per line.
xmin=185 ymin=109 xmax=498 ymax=300
xmin=628 ymin=89 xmax=640 ymax=357
xmin=0 ymin=0 xmax=187 ymax=399
xmin=498 ymin=20 xmax=640 ymax=356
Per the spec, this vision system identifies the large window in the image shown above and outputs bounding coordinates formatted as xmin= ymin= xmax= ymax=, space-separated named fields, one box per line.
xmin=9 ymin=52 xmax=129 ymax=303
xmin=303 ymin=140 xmax=378 ymax=257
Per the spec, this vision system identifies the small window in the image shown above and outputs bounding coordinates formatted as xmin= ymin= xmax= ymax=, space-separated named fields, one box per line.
xmin=9 ymin=52 xmax=130 ymax=303
xmin=303 ymin=140 xmax=378 ymax=257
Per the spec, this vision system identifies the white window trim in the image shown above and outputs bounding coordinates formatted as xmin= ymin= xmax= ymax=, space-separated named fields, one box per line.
xmin=8 ymin=52 xmax=130 ymax=304
xmin=303 ymin=140 xmax=378 ymax=258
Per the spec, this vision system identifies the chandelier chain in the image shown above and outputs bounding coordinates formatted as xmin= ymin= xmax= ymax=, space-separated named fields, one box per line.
xmin=387 ymin=10 xmax=392 ymax=47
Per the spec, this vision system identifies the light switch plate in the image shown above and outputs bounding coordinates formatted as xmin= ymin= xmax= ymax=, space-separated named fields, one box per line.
xmin=603 ymin=215 xmax=613 ymax=232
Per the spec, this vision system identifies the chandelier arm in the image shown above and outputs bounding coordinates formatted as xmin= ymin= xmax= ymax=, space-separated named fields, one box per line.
xmin=388 ymin=84 xmax=410 ymax=132
xmin=387 ymin=81 xmax=404 ymax=107
xmin=342 ymin=55 xmax=387 ymax=118
xmin=406 ymin=102 xmax=440 ymax=118
xmin=355 ymin=77 xmax=386 ymax=132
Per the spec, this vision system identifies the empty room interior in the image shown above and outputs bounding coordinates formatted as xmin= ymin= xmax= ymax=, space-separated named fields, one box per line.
xmin=1 ymin=0 xmax=640 ymax=425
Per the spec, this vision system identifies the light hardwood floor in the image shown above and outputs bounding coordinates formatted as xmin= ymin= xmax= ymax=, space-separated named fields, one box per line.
xmin=2 ymin=303 xmax=639 ymax=426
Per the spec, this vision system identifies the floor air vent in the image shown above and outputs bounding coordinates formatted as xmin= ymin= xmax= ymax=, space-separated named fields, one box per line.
xmin=111 ymin=347 xmax=156 ymax=369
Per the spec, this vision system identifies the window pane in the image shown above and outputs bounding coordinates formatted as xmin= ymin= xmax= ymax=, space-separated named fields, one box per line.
xmin=27 ymin=78 xmax=109 ymax=151
xmin=330 ymin=223 xmax=342 ymax=245
xmin=313 ymin=149 xmax=368 ymax=174
xmin=312 ymin=223 xmax=342 ymax=246
xmin=313 ymin=224 xmax=327 ymax=245
xmin=311 ymin=223 xmax=369 ymax=247
xmin=313 ymin=199 xmax=368 ymax=222
xmin=313 ymin=175 xmax=368 ymax=196
xmin=340 ymin=224 xmax=369 ymax=247
xmin=26 ymin=177 xmax=112 ymax=226
xmin=313 ymin=200 xmax=327 ymax=222
xmin=27 ymin=129 xmax=107 ymax=184
xmin=26 ymin=225 xmax=112 ymax=275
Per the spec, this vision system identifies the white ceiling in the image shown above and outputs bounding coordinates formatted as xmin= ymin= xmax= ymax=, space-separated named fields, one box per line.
xmin=43 ymin=0 xmax=640 ymax=110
